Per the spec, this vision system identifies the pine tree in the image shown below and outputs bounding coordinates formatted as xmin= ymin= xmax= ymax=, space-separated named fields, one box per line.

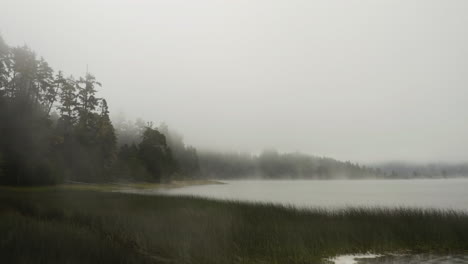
xmin=97 ymin=99 xmax=117 ymax=170
xmin=138 ymin=126 xmax=176 ymax=182
xmin=57 ymin=74 xmax=78 ymax=130
xmin=35 ymin=58 xmax=55 ymax=114
xmin=0 ymin=36 xmax=11 ymax=95
xmin=76 ymin=73 xmax=101 ymax=127
xmin=10 ymin=46 xmax=37 ymax=102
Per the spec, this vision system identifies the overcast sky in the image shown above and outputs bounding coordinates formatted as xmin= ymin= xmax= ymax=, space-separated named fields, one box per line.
xmin=2 ymin=0 xmax=468 ymax=163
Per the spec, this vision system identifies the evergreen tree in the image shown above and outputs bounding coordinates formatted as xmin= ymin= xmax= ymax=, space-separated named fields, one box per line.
xmin=57 ymin=74 xmax=78 ymax=128
xmin=96 ymin=99 xmax=117 ymax=170
xmin=76 ymin=73 xmax=100 ymax=127
xmin=159 ymin=123 xmax=200 ymax=177
xmin=0 ymin=36 xmax=11 ymax=95
xmin=35 ymin=59 xmax=57 ymax=115
xmin=138 ymin=125 xmax=176 ymax=182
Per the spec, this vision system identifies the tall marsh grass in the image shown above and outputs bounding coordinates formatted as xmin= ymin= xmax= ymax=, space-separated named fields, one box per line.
xmin=1 ymin=189 xmax=467 ymax=263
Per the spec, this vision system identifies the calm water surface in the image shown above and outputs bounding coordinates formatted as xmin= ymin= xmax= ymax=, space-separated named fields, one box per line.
xmin=327 ymin=254 xmax=468 ymax=264
xmin=357 ymin=254 xmax=468 ymax=264
xmin=156 ymin=179 xmax=468 ymax=211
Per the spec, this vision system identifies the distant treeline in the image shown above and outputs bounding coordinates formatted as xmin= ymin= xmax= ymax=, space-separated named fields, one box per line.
xmin=197 ymin=150 xmax=382 ymax=179
xmin=0 ymin=35 xmax=385 ymax=185
xmin=374 ymin=162 xmax=468 ymax=179
xmin=113 ymin=113 xmax=383 ymax=179
xmin=112 ymin=115 xmax=383 ymax=180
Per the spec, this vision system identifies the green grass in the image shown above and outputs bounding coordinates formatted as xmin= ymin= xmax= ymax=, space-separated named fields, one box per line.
xmin=0 ymin=188 xmax=467 ymax=264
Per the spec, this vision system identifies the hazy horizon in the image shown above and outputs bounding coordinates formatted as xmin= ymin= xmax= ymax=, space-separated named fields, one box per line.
xmin=2 ymin=0 xmax=468 ymax=163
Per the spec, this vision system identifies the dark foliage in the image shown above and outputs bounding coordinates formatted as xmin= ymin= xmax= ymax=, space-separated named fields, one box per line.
xmin=0 ymin=36 xmax=176 ymax=185
xmin=159 ymin=123 xmax=200 ymax=178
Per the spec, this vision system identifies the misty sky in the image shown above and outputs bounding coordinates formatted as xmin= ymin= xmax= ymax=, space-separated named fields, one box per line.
xmin=2 ymin=0 xmax=468 ymax=163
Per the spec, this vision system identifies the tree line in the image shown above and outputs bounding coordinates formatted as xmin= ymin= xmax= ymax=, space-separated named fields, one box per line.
xmin=0 ymin=35 xmax=386 ymax=185
xmin=197 ymin=149 xmax=383 ymax=179
xmin=0 ymin=36 xmax=183 ymax=185
xmin=112 ymin=116 xmax=384 ymax=180
xmin=375 ymin=162 xmax=468 ymax=179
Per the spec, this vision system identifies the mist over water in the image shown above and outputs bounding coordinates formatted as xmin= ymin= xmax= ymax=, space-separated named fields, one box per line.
xmin=2 ymin=0 xmax=468 ymax=163
xmin=2 ymin=0 xmax=468 ymax=263
xmin=156 ymin=179 xmax=468 ymax=211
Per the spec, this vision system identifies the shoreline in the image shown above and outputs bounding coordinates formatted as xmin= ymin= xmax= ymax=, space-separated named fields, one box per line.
xmin=0 ymin=179 xmax=225 ymax=192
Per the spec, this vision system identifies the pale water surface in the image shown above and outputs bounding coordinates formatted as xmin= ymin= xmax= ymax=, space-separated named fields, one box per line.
xmin=154 ymin=179 xmax=468 ymax=211
xmin=328 ymin=254 xmax=468 ymax=264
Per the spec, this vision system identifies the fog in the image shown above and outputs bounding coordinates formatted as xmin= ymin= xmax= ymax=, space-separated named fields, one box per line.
xmin=2 ymin=0 xmax=468 ymax=163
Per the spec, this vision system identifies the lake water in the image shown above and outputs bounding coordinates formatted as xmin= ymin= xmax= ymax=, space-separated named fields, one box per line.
xmin=155 ymin=179 xmax=468 ymax=211
xmin=328 ymin=254 xmax=468 ymax=264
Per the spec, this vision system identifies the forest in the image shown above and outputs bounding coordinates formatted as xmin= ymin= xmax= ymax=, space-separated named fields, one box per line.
xmin=0 ymin=35 xmax=385 ymax=186
xmin=0 ymin=35 xmax=178 ymax=185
